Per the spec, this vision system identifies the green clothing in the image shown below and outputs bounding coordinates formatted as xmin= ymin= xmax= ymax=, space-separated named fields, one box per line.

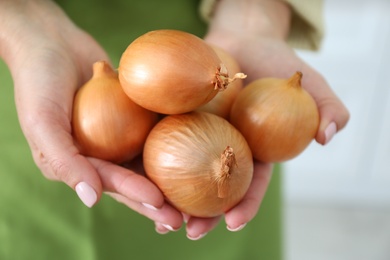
xmin=0 ymin=1 xmax=282 ymax=259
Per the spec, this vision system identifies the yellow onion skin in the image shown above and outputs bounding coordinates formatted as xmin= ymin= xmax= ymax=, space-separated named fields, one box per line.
xmin=118 ymin=29 xmax=227 ymax=115
xmin=230 ymin=72 xmax=320 ymax=163
xmin=72 ymin=61 xmax=158 ymax=163
xmin=197 ymin=45 xmax=244 ymax=119
xmin=143 ymin=112 xmax=253 ymax=218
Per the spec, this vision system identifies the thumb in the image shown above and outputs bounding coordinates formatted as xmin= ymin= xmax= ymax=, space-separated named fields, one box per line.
xmin=27 ymin=121 xmax=103 ymax=208
xmin=13 ymin=63 xmax=103 ymax=208
xmin=302 ymin=70 xmax=350 ymax=145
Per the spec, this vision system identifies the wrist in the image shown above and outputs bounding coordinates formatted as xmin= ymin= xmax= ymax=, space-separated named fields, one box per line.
xmin=257 ymin=0 xmax=292 ymax=39
xmin=0 ymin=0 xmax=71 ymax=66
xmin=204 ymin=0 xmax=291 ymax=49
xmin=0 ymin=0 xmax=31 ymax=63
xmin=0 ymin=0 xmax=55 ymax=57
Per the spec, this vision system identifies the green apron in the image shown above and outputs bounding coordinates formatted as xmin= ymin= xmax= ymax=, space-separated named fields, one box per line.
xmin=0 ymin=1 xmax=282 ymax=259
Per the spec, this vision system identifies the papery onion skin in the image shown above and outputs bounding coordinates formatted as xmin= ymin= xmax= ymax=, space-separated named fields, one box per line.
xmin=72 ymin=61 xmax=158 ymax=163
xmin=197 ymin=45 xmax=244 ymax=119
xmin=143 ymin=112 xmax=253 ymax=217
xmin=230 ymin=72 xmax=320 ymax=163
xmin=119 ymin=29 xmax=238 ymax=115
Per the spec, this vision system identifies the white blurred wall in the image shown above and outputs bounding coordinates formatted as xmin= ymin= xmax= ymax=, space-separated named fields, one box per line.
xmin=283 ymin=0 xmax=390 ymax=207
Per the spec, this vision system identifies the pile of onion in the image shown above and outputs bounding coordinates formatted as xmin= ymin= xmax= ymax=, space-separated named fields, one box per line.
xmin=70 ymin=29 xmax=321 ymax=218
xmin=230 ymin=71 xmax=320 ymax=163
xmin=143 ymin=112 xmax=253 ymax=218
xmin=72 ymin=61 xmax=158 ymax=163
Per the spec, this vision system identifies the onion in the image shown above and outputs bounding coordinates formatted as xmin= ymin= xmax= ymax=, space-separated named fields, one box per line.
xmin=72 ymin=61 xmax=158 ymax=163
xmin=230 ymin=72 xmax=320 ymax=163
xmin=118 ymin=29 xmax=246 ymax=115
xmin=197 ymin=45 xmax=244 ymax=119
xmin=143 ymin=112 xmax=253 ymax=217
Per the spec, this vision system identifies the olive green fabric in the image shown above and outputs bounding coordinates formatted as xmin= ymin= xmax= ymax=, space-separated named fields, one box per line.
xmin=0 ymin=1 xmax=283 ymax=259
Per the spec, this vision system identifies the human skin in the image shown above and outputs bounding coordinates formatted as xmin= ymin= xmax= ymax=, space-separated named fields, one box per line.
xmin=159 ymin=0 xmax=349 ymax=238
xmin=0 ymin=0 xmax=349 ymax=240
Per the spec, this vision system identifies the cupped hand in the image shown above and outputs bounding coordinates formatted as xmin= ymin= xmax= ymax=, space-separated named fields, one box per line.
xmin=1 ymin=0 xmax=183 ymax=230
xmin=177 ymin=0 xmax=350 ymax=240
xmin=203 ymin=0 xmax=350 ymax=145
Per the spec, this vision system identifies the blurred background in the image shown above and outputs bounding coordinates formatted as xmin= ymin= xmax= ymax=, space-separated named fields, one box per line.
xmin=283 ymin=0 xmax=390 ymax=259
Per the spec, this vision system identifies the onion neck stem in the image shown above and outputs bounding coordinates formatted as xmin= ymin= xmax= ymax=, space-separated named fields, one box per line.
xmin=213 ymin=64 xmax=247 ymax=91
xmin=217 ymin=146 xmax=237 ymax=198
xmin=288 ymin=71 xmax=303 ymax=89
xmin=93 ymin=60 xmax=117 ymax=79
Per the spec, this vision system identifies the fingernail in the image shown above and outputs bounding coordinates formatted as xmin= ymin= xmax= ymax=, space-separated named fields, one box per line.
xmin=182 ymin=213 xmax=190 ymax=223
xmin=161 ymin=223 xmax=178 ymax=232
xmin=324 ymin=122 xmax=337 ymax=145
xmin=155 ymin=226 xmax=170 ymax=235
xmin=187 ymin=232 xmax=207 ymax=241
xmin=227 ymin=223 xmax=247 ymax=232
xmin=142 ymin=202 xmax=159 ymax=211
xmin=75 ymin=182 xmax=97 ymax=208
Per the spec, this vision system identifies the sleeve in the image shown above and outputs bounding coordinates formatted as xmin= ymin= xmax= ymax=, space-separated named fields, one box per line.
xmin=199 ymin=0 xmax=324 ymax=51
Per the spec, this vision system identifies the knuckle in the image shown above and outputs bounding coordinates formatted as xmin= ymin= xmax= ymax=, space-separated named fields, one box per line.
xmin=49 ymin=157 xmax=72 ymax=183
xmin=31 ymin=151 xmax=57 ymax=181
xmin=33 ymin=152 xmax=75 ymax=185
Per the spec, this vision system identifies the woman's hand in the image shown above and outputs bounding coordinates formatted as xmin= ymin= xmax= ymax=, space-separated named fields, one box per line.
xmin=174 ymin=0 xmax=350 ymax=240
xmin=0 ymin=0 xmax=350 ymax=241
xmin=205 ymin=0 xmax=350 ymax=145
xmin=0 ymin=0 xmax=184 ymax=231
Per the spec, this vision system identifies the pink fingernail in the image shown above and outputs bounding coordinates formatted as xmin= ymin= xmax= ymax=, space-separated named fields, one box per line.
xmin=187 ymin=232 xmax=207 ymax=241
xmin=161 ymin=224 xmax=178 ymax=232
xmin=142 ymin=202 xmax=159 ymax=211
xmin=75 ymin=182 xmax=97 ymax=208
xmin=227 ymin=223 xmax=247 ymax=232
xmin=182 ymin=213 xmax=190 ymax=223
xmin=155 ymin=226 xmax=170 ymax=235
xmin=324 ymin=122 xmax=337 ymax=145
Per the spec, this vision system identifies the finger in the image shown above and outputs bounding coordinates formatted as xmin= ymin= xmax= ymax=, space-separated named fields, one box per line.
xmin=182 ymin=213 xmax=191 ymax=223
xmin=224 ymin=162 xmax=273 ymax=231
xmin=106 ymin=192 xmax=183 ymax=232
xmin=89 ymin=157 xmax=165 ymax=210
xmin=155 ymin=222 xmax=170 ymax=235
xmin=185 ymin=216 xmax=221 ymax=241
xmin=121 ymin=154 xmax=146 ymax=176
xmin=301 ymin=69 xmax=350 ymax=145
